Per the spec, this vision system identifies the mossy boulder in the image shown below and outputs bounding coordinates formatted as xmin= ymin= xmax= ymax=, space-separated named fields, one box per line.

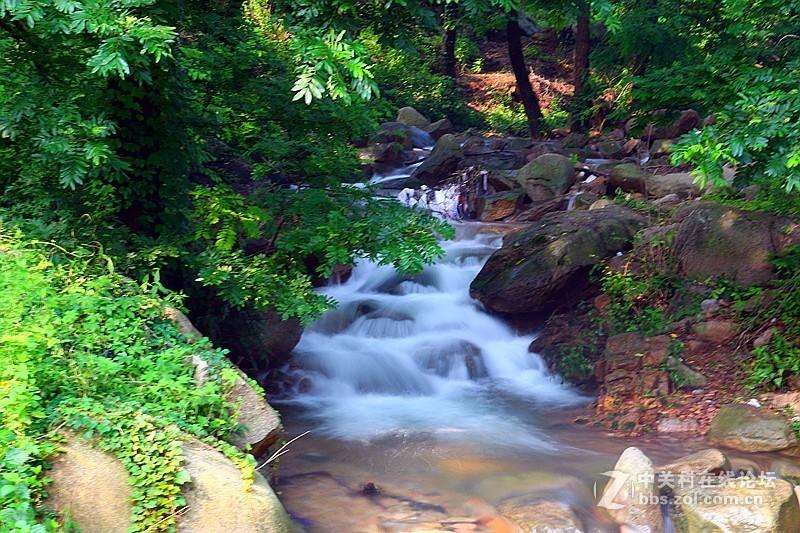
xmin=515 ymin=153 xmax=576 ymax=202
xmin=470 ymin=206 xmax=646 ymax=314
xmin=707 ymin=404 xmax=798 ymax=452
xmin=673 ymin=202 xmax=800 ymax=286
xmin=605 ymin=162 xmax=647 ymax=195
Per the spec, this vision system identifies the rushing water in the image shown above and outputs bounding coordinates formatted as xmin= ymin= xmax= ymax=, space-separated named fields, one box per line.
xmin=273 ymin=224 xmax=732 ymax=531
xmin=283 ymin=224 xmax=584 ymax=447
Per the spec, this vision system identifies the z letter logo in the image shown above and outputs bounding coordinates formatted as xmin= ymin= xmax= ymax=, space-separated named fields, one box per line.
xmin=596 ymin=470 xmax=629 ymax=510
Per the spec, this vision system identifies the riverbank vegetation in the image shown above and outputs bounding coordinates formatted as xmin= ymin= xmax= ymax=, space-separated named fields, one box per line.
xmin=3 ymin=0 xmax=800 ymax=529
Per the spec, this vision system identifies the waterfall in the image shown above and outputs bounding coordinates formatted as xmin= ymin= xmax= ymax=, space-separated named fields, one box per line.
xmin=281 ymin=224 xmax=585 ymax=449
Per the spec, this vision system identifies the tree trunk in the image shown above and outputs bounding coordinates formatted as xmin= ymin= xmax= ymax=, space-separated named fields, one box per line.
xmin=441 ymin=4 xmax=458 ymax=78
xmin=571 ymin=1 xmax=590 ymax=132
xmin=506 ymin=15 xmax=541 ymax=138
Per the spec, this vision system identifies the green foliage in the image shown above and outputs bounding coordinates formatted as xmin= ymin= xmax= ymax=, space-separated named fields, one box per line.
xmin=598 ymin=268 xmax=669 ymax=336
xmin=555 ymin=346 xmax=594 ymax=384
xmin=365 ymin=32 xmax=482 ymax=128
xmin=0 ymin=227 xmax=251 ymax=531
xmin=747 ymin=334 xmax=800 ymax=390
xmin=484 ymin=101 xmax=529 ymax=136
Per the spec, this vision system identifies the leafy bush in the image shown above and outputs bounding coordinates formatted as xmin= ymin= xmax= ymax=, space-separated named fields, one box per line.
xmin=598 ymin=268 xmax=669 ymax=336
xmin=0 ymin=226 xmax=249 ymax=531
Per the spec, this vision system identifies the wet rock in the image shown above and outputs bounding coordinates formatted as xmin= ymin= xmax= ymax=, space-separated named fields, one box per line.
xmin=515 ymin=153 xmax=576 ymax=202
xmin=459 ymin=150 xmax=527 ymax=171
xmin=657 ymin=448 xmax=730 ymax=475
xmin=397 ymin=106 xmax=430 ymax=128
xmin=692 ymin=319 xmax=739 ymax=344
xmin=674 ymin=478 xmax=799 ymax=533
xmin=599 ymin=447 xmax=663 ymax=531
xmin=707 ymin=404 xmax=799 ymax=452
xmin=407 ymin=126 xmax=434 ymax=149
xmin=470 ymin=206 xmax=646 ymax=314
xmin=415 ymin=340 xmax=487 ymax=380
xmin=498 ymin=499 xmax=584 ymax=532
xmin=669 ymin=109 xmax=700 ymax=137
xmin=673 ymin=202 xmax=800 ymax=286
xmin=373 ymin=142 xmax=406 ymax=164
xmin=411 ymin=134 xmax=463 ymax=186
xmin=476 ymin=190 xmax=524 ymax=222
xmin=425 ymin=118 xmax=453 ymax=140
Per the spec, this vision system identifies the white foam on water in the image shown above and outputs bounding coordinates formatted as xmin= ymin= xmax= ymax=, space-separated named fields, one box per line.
xmin=283 ymin=225 xmax=586 ymax=450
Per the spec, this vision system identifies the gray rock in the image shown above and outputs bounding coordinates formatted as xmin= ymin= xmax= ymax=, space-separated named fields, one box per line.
xmin=707 ymin=404 xmax=799 ymax=452
xmin=411 ymin=133 xmax=462 ymax=186
xmin=516 ymin=153 xmax=576 ymax=202
xmin=396 ymin=106 xmax=430 ymax=128
xmin=470 ymin=206 xmax=646 ymax=314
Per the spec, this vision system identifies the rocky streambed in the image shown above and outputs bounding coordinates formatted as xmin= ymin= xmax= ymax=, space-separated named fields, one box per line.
xmin=269 ymin=107 xmax=800 ymax=532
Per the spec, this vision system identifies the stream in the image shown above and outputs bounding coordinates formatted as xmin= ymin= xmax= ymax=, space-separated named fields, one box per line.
xmin=271 ymin=160 xmax=786 ymax=532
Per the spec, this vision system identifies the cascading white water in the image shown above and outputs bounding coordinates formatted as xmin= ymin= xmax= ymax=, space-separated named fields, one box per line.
xmin=282 ymin=224 xmax=585 ymax=449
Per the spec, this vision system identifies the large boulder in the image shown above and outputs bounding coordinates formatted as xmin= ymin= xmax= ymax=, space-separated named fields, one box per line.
xmin=498 ymin=499 xmax=584 ymax=532
xmin=396 ymin=106 xmax=430 ymax=128
xmin=47 ymin=436 xmax=133 ymax=532
xmin=599 ymin=447 xmax=663 ymax=531
xmin=673 ymin=203 xmax=800 ymax=286
xmin=411 ymin=133 xmax=463 ymax=186
xmin=48 ymin=434 xmax=295 ymax=532
xmin=707 ymin=404 xmax=799 ymax=452
xmin=674 ymin=478 xmax=800 ymax=532
xmin=516 ymin=153 xmax=576 ymax=201
xmin=191 ymin=305 xmax=302 ymax=371
xmin=180 ymin=439 xmax=294 ymax=532
xmin=165 ymin=307 xmax=283 ymax=456
xmin=470 ymin=206 xmax=646 ymax=314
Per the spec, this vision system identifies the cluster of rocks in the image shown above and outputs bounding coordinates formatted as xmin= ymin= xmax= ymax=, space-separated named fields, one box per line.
xmin=600 ymin=446 xmax=800 ymax=532
xmin=47 ymin=308 xmax=295 ymax=532
xmin=362 ymin=106 xmax=712 ymax=224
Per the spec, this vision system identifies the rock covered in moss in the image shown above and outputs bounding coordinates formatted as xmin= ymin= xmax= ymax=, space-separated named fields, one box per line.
xmin=673 ymin=202 xmax=800 ymax=286
xmin=470 ymin=206 xmax=646 ymax=314
xmin=707 ymin=404 xmax=798 ymax=452
xmin=515 ymin=153 xmax=576 ymax=202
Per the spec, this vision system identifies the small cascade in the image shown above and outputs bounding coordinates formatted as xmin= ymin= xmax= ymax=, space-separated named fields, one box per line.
xmin=281 ymin=224 xmax=584 ymax=448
